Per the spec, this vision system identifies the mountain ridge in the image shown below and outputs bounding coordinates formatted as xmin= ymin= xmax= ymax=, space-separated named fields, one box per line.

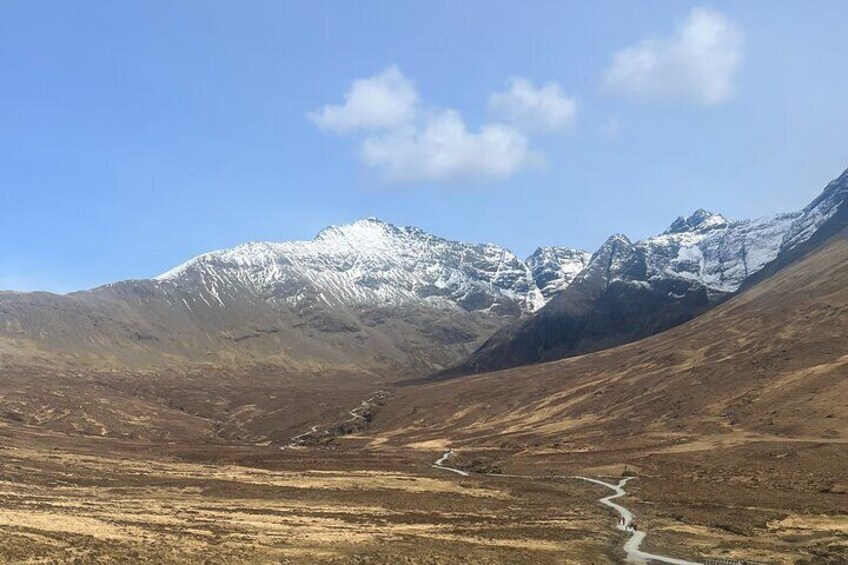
xmin=2 ymin=168 xmax=846 ymax=377
xmin=445 ymin=167 xmax=848 ymax=376
xmin=0 ymin=218 xmax=588 ymax=374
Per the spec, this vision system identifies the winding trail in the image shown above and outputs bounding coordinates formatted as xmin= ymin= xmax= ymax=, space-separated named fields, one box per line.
xmin=575 ymin=477 xmax=702 ymax=564
xmin=433 ymin=452 xmax=701 ymax=564
xmin=432 ymin=450 xmax=469 ymax=476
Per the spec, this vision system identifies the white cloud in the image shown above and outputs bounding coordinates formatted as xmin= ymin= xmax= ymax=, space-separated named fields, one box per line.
xmin=308 ymin=66 xmax=418 ymax=133
xmin=603 ymin=8 xmax=743 ymax=106
xmin=488 ymin=78 xmax=577 ymax=133
xmin=310 ymin=66 xmax=572 ymax=184
xmin=361 ymin=110 xmax=536 ymax=183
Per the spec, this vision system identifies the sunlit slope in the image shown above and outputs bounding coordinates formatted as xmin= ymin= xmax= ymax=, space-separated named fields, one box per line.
xmin=376 ymin=228 xmax=848 ymax=450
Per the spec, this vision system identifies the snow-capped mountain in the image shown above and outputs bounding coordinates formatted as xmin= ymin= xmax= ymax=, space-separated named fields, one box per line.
xmin=0 ymin=219 xmax=589 ymax=374
xmin=616 ymin=167 xmax=848 ymax=295
xmin=452 ymin=167 xmax=848 ymax=375
xmin=534 ymin=205 xmax=807 ymax=312
xmin=2 ymin=167 xmax=846 ymax=377
xmin=156 ymin=218 xmax=590 ymax=316
xmin=781 ymin=167 xmax=848 ymax=251
xmin=610 ymin=209 xmax=803 ymax=295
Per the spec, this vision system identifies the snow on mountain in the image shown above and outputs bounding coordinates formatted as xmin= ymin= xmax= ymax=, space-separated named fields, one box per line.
xmin=152 ymin=207 xmax=812 ymax=321
xmin=525 ymin=247 xmax=592 ymax=300
xmin=454 ymin=169 xmax=848 ymax=376
xmin=637 ymin=210 xmax=803 ymax=294
xmin=157 ymin=218 xmax=589 ymax=316
xmin=156 ymin=167 xmax=848 ymax=324
xmin=630 ymin=170 xmax=848 ymax=295
xmin=572 ymin=233 xmax=637 ymax=288
xmin=562 ymin=177 xmax=848 ymax=301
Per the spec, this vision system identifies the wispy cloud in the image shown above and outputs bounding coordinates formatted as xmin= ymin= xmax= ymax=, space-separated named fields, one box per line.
xmin=603 ymin=7 xmax=743 ymax=106
xmin=488 ymin=78 xmax=576 ymax=133
xmin=309 ymin=67 xmax=574 ymax=184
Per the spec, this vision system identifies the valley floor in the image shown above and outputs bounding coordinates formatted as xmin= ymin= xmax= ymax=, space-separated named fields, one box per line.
xmin=0 ymin=425 xmax=623 ymax=564
xmin=0 ymin=415 xmax=845 ymax=564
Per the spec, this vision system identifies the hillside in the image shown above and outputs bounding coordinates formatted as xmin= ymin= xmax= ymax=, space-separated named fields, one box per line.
xmin=378 ymin=222 xmax=848 ymax=449
xmin=367 ymin=223 xmax=848 ymax=562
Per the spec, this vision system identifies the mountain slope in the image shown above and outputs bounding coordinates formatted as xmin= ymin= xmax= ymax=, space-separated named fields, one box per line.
xmin=0 ymin=219 xmax=588 ymax=375
xmin=376 ymin=213 xmax=848 ymax=452
xmin=372 ymin=219 xmax=848 ymax=564
xmin=450 ymin=168 xmax=848 ymax=375
xmin=156 ymin=218 xmax=547 ymax=315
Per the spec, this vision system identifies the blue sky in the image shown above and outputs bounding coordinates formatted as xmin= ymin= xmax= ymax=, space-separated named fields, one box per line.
xmin=2 ymin=1 xmax=847 ymax=293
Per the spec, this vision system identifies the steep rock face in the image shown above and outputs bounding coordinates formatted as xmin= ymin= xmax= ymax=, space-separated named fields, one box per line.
xmin=453 ymin=232 xmax=713 ymax=374
xmin=525 ymin=247 xmax=592 ymax=300
xmin=573 ymin=234 xmax=640 ymax=288
xmin=451 ymin=168 xmax=848 ymax=375
xmin=639 ymin=210 xmax=802 ymax=295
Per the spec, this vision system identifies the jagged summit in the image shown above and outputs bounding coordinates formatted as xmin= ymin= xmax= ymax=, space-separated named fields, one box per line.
xmin=599 ymin=233 xmax=632 ymax=247
xmin=157 ymin=218 xmax=547 ymax=315
xmin=665 ymin=209 xmax=730 ymax=234
xmin=575 ymin=234 xmax=637 ymax=287
xmin=314 ymin=217 xmax=423 ymax=242
xmin=153 ymin=190 xmax=820 ymax=322
xmin=525 ymin=246 xmax=591 ymax=300
xmin=644 ymin=210 xmax=804 ymax=293
xmin=153 ymin=218 xmax=600 ymax=317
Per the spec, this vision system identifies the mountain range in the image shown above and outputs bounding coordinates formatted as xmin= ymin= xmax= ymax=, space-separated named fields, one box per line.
xmin=2 ymin=168 xmax=846 ymax=378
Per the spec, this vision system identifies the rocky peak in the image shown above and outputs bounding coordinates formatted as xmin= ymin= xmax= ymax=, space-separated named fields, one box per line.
xmin=596 ymin=233 xmax=633 ymax=255
xmin=156 ymin=218 xmax=550 ymax=315
xmin=665 ymin=209 xmax=730 ymax=234
xmin=315 ymin=217 xmax=420 ymax=243
xmin=576 ymin=234 xmax=636 ymax=287
xmin=525 ymin=247 xmax=592 ymax=300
